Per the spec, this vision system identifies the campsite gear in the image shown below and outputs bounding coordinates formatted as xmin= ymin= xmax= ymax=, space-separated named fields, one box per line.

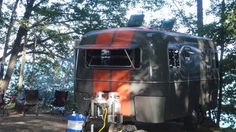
xmin=66 ymin=111 xmax=85 ymax=132
xmin=23 ymin=90 xmax=39 ymax=116
xmin=16 ymin=91 xmax=25 ymax=113
xmin=51 ymin=90 xmax=68 ymax=115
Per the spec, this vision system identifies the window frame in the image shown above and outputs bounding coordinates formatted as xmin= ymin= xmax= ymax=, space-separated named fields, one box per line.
xmin=84 ymin=48 xmax=142 ymax=69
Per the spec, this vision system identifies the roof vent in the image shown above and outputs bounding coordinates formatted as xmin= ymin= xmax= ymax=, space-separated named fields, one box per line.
xmin=127 ymin=14 xmax=145 ymax=27
xmin=160 ymin=18 xmax=176 ymax=30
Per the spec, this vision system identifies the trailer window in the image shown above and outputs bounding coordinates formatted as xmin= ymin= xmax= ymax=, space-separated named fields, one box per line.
xmin=85 ymin=49 xmax=140 ymax=68
xmin=168 ymin=49 xmax=180 ymax=68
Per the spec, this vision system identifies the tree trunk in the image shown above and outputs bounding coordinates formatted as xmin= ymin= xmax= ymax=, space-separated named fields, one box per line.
xmin=0 ymin=0 xmax=3 ymax=13
xmin=216 ymin=0 xmax=226 ymax=127
xmin=0 ymin=0 xmax=36 ymax=91
xmin=217 ymin=42 xmax=224 ymax=127
xmin=0 ymin=0 xmax=20 ymax=79
xmin=17 ymin=35 xmax=27 ymax=91
xmin=29 ymin=35 xmax=36 ymax=88
xmin=2 ymin=0 xmax=20 ymax=61
xmin=197 ymin=0 xmax=203 ymax=36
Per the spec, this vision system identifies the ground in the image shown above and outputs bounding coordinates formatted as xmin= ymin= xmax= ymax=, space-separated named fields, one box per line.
xmin=0 ymin=113 xmax=67 ymax=132
xmin=0 ymin=112 xmax=222 ymax=132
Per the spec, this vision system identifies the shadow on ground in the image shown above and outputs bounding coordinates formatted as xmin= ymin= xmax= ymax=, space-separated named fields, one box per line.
xmin=136 ymin=121 xmax=221 ymax=132
xmin=0 ymin=113 xmax=67 ymax=132
xmin=0 ymin=113 xmax=222 ymax=132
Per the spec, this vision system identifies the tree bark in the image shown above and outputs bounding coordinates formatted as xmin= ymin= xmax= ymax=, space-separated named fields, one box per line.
xmin=0 ymin=0 xmax=20 ymax=80
xmin=0 ymin=0 xmax=3 ymax=13
xmin=0 ymin=0 xmax=36 ymax=91
xmin=197 ymin=0 xmax=203 ymax=36
xmin=2 ymin=0 xmax=20 ymax=62
xmin=29 ymin=36 xmax=36 ymax=87
xmin=216 ymin=0 xmax=226 ymax=127
xmin=217 ymin=40 xmax=224 ymax=127
xmin=17 ymin=35 xmax=27 ymax=91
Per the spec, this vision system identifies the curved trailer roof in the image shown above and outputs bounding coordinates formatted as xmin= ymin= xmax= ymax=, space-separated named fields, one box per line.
xmin=75 ymin=27 xmax=210 ymax=50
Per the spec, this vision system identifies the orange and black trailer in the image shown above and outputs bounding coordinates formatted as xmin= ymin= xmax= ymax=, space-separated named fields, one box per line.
xmin=74 ymin=27 xmax=219 ymax=131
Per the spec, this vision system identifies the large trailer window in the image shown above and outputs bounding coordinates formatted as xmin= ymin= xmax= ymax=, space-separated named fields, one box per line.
xmin=85 ymin=49 xmax=141 ymax=68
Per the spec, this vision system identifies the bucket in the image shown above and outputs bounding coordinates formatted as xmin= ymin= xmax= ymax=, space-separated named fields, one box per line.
xmin=66 ymin=112 xmax=86 ymax=132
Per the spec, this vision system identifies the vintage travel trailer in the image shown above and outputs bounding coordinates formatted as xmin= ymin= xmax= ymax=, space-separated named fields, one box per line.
xmin=74 ymin=22 xmax=219 ymax=131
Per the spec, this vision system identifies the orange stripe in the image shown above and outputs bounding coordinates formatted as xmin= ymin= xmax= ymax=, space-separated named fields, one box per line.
xmin=111 ymin=70 xmax=131 ymax=116
xmin=93 ymin=31 xmax=113 ymax=95
xmin=96 ymin=31 xmax=113 ymax=46
xmin=93 ymin=29 xmax=133 ymax=116
xmin=93 ymin=70 xmax=110 ymax=95
xmin=112 ymin=29 xmax=134 ymax=46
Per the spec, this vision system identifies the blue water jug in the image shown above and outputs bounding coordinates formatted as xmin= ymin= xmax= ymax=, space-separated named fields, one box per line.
xmin=66 ymin=111 xmax=86 ymax=132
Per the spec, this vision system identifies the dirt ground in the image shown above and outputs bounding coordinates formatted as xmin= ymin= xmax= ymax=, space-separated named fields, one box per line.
xmin=0 ymin=113 xmax=67 ymax=132
xmin=0 ymin=112 xmax=221 ymax=132
xmin=135 ymin=121 xmax=221 ymax=132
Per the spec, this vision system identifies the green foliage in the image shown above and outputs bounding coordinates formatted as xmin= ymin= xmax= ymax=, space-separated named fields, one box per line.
xmin=202 ymin=0 xmax=236 ymax=128
xmin=156 ymin=0 xmax=198 ymax=33
xmin=203 ymin=1 xmax=235 ymax=44
xmin=221 ymin=128 xmax=236 ymax=132
xmin=134 ymin=0 xmax=165 ymax=11
xmin=69 ymin=0 xmax=129 ymax=34
xmin=220 ymin=47 xmax=236 ymax=127
xmin=225 ymin=1 xmax=236 ymax=39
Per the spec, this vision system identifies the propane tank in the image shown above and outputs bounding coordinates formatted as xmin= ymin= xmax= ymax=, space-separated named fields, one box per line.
xmin=107 ymin=92 xmax=121 ymax=123
xmin=94 ymin=92 xmax=106 ymax=104
xmin=94 ymin=92 xmax=107 ymax=116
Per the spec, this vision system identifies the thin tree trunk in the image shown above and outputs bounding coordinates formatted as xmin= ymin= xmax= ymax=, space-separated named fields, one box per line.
xmin=0 ymin=0 xmax=20 ymax=80
xmin=29 ymin=35 xmax=36 ymax=88
xmin=197 ymin=0 xmax=203 ymax=36
xmin=18 ymin=35 xmax=27 ymax=91
xmin=0 ymin=0 xmax=3 ymax=13
xmin=2 ymin=0 xmax=20 ymax=62
xmin=0 ymin=0 xmax=36 ymax=91
xmin=216 ymin=0 xmax=226 ymax=127
xmin=217 ymin=43 xmax=224 ymax=126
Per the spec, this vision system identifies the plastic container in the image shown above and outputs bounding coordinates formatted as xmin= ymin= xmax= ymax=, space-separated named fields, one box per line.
xmin=66 ymin=112 xmax=86 ymax=132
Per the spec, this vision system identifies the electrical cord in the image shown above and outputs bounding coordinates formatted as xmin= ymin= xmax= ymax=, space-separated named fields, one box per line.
xmin=98 ymin=107 xmax=107 ymax=132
